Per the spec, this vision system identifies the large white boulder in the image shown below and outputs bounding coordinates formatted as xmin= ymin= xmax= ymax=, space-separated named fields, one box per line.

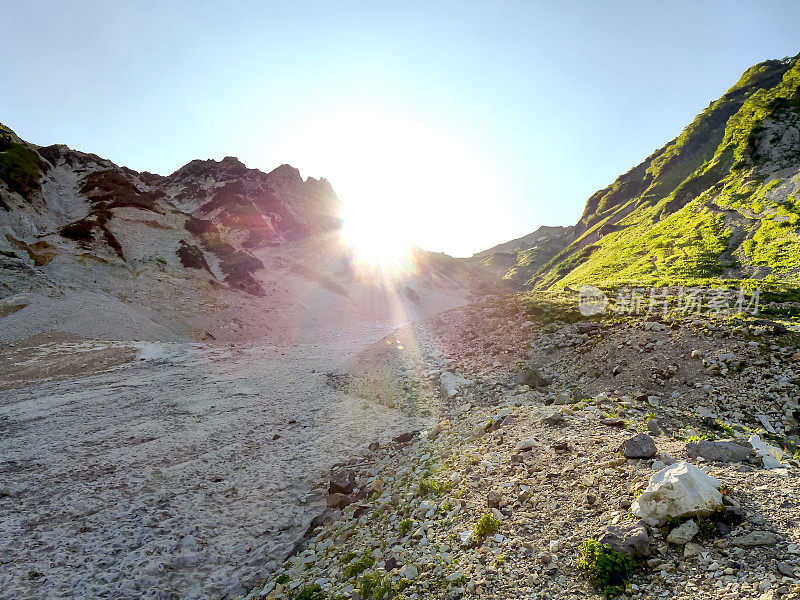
xmin=631 ymin=461 xmax=723 ymax=526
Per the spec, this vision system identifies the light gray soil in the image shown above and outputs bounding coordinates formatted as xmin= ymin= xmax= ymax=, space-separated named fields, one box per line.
xmin=0 ymin=326 xmax=435 ymax=600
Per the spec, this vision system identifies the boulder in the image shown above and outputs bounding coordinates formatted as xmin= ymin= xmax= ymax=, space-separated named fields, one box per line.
xmin=515 ymin=367 xmax=549 ymax=388
xmin=440 ymin=371 xmax=473 ymax=397
xmin=684 ymin=542 xmax=703 ymax=557
xmin=597 ymin=520 xmax=651 ymax=558
xmin=393 ymin=432 xmax=415 ymax=445
xmin=554 ymin=392 xmax=571 ymax=405
xmin=631 ymin=461 xmax=723 ymax=526
xmin=516 ymin=436 xmax=544 ymax=451
xmin=620 ymin=433 xmax=657 ymax=459
xmin=329 ymin=471 xmax=356 ymax=495
xmin=667 ymin=519 xmax=699 ymax=545
xmin=685 ymin=440 xmax=754 ymax=463
xmin=399 ymin=564 xmax=418 ymax=579
xmin=428 ymin=419 xmax=450 ymax=440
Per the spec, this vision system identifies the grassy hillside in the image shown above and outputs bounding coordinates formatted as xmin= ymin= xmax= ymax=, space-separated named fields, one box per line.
xmin=517 ymin=54 xmax=800 ymax=290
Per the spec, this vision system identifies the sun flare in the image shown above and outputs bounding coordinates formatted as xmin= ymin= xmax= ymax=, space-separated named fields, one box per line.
xmin=275 ymin=107 xmax=514 ymax=264
xmin=341 ymin=212 xmax=415 ymax=276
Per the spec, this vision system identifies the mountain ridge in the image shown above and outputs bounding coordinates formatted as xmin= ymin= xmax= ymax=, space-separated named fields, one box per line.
xmin=0 ymin=124 xmax=481 ymax=343
xmin=482 ymin=52 xmax=800 ymax=290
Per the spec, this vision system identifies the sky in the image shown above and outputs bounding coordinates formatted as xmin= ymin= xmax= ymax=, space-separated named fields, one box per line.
xmin=2 ymin=1 xmax=799 ymax=256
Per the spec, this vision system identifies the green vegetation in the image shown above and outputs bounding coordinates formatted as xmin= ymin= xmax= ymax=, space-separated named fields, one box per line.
xmin=185 ymin=216 xmax=265 ymax=296
xmin=343 ymin=552 xmax=375 ymax=579
xmin=357 ymin=572 xmax=400 ymax=599
xmin=0 ymin=127 xmax=49 ymax=199
xmin=398 ymin=518 xmax=413 ymax=536
xmin=708 ymin=419 xmax=736 ymax=437
xmin=291 ymin=584 xmax=325 ymax=600
xmin=59 ymin=202 xmax=125 ymax=260
xmin=80 ymin=169 xmax=164 ymax=212
xmin=416 ymin=476 xmax=450 ymax=497
xmin=498 ymin=56 xmax=800 ymax=289
xmin=176 ymin=240 xmax=211 ymax=272
xmin=473 ymin=513 xmax=500 ymax=542
xmin=275 ymin=573 xmax=291 ymax=585
xmin=577 ymin=538 xmax=640 ymax=598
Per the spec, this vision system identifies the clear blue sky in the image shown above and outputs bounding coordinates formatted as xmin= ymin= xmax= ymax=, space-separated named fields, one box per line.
xmin=2 ymin=1 xmax=799 ymax=256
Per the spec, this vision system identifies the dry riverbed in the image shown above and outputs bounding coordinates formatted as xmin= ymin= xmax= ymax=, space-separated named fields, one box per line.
xmin=0 ymin=326 xmax=437 ymax=600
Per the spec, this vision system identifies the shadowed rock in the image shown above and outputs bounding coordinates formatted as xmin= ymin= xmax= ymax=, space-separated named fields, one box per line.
xmin=685 ymin=440 xmax=753 ymax=463
xmin=598 ymin=520 xmax=651 ymax=558
xmin=620 ymin=433 xmax=657 ymax=459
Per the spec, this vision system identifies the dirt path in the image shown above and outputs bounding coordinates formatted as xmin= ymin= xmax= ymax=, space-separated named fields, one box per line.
xmin=0 ymin=326 xmax=435 ymax=600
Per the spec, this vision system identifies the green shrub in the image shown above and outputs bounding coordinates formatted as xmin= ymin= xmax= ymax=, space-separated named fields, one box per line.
xmin=292 ymin=584 xmax=325 ymax=600
xmin=577 ymin=538 xmax=639 ymax=598
xmin=473 ymin=513 xmax=500 ymax=541
xmin=416 ymin=477 xmax=449 ymax=497
xmin=275 ymin=573 xmax=290 ymax=584
xmin=357 ymin=572 xmax=397 ymax=599
xmin=343 ymin=552 xmax=375 ymax=579
xmin=398 ymin=518 xmax=413 ymax=536
xmin=0 ymin=138 xmax=48 ymax=197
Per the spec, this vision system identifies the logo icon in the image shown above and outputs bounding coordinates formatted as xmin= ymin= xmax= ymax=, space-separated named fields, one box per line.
xmin=578 ymin=284 xmax=608 ymax=316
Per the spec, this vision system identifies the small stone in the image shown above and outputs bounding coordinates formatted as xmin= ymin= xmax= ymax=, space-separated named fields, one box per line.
xmin=400 ymin=564 xmax=418 ymax=579
xmin=684 ymin=542 xmax=703 ymax=557
xmin=620 ymin=433 xmax=657 ymax=459
xmin=733 ymin=530 xmax=778 ymax=547
xmin=541 ymin=411 xmax=566 ymax=426
xmin=597 ymin=520 xmax=651 ymax=558
xmin=487 ymin=491 xmax=502 ymax=509
xmin=778 ymin=561 xmax=796 ymax=577
xmin=667 ymin=519 xmax=699 ymax=545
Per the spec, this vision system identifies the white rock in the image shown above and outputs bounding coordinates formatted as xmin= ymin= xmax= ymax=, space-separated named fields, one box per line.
xmin=749 ymin=434 xmax=788 ymax=469
xmin=631 ymin=461 xmax=722 ymax=526
xmin=516 ymin=436 xmax=543 ymax=451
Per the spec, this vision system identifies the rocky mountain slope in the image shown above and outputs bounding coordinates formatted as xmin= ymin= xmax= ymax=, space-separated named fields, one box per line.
xmin=244 ymin=292 xmax=800 ymax=600
xmin=481 ymin=53 xmax=800 ymax=290
xmin=0 ymin=124 xmax=483 ymax=343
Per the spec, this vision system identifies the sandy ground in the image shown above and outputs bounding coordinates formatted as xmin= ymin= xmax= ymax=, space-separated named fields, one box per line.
xmin=0 ymin=324 xmax=440 ymax=600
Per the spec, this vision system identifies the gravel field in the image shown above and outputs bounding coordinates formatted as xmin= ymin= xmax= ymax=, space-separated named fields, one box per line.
xmin=0 ymin=325 xmax=435 ymax=600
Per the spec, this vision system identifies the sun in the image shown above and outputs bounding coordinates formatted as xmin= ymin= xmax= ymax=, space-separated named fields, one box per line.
xmin=273 ymin=105 xmax=513 ymax=267
xmin=340 ymin=206 xmax=416 ymax=278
